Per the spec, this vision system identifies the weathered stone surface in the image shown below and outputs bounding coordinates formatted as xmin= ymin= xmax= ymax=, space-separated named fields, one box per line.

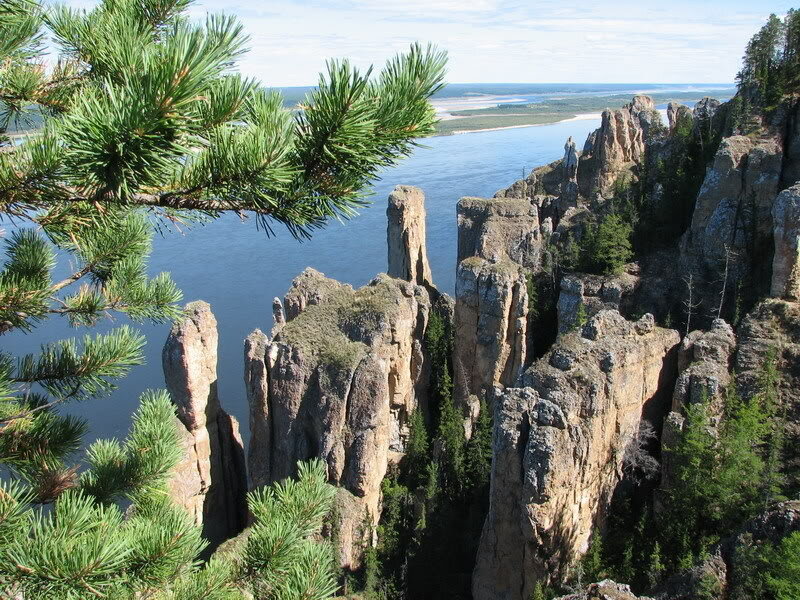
xmin=679 ymin=135 xmax=782 ymax=311
xmin=163 ymin=301 xmax=247 ymax=551
xmin=473 ymin=311 xmax=679 ymax=599
xmin=283 ymin=267 xmax=349 ymax=321
xmin=671 ymin=319 xmax=735 ymax=412
xmin=387 ymin=185 xmax=433 ymax=288
xmin=771 ymin=184 xmax=800 ymax=300
xmin=557 ymin=580 xmax=653 ymax=600
xmin=245 ymin=269 xmax=431 ymax=569
xmin=667 ymin=102 xmax=692 ymax=133
xmin=244 ymin=329 xmax=270 ymax=489
xmin=561 ymin=136 xmax=580 ymax=210
xmin=556 ymin=272 xmax=639 ymax=333
xmin=693 ymin=97 xmax=720 ymax=123
xmin=585 ymin=95 xmax=661 ymax=196
xmin=735 ymin=299 xmax=800 ymax=489
xmin=457 ymin=197 xmax=544 ymax=270
xmin=454 ymin=257 xmax=527 ymax=402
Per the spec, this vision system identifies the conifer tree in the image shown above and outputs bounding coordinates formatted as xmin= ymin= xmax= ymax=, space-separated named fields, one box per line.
xmin=1 ymin=0 xmax=446 ymax=597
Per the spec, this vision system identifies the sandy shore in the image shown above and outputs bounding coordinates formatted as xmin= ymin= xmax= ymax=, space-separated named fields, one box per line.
xmin=444 ymin=112 xmax=603 ymax=135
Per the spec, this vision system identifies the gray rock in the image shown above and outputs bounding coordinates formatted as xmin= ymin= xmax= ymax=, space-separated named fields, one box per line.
xmin=473 ymin=311 xmax=680 ymax=598
xmin=163 ymin=301 xmax=247 ymax=552
xmin=387 ymin=185 xmax=434 ymax=289
xmin=771 ymin=184 xmax=800 ymax=300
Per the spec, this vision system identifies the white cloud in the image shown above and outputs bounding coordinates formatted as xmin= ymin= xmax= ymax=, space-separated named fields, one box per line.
xmin=50 ymin=0 xmax=795 ymax=85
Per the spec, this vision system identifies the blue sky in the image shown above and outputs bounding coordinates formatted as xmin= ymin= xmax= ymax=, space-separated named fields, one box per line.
xmin=62 ymin=0 xmax=795 ymax=86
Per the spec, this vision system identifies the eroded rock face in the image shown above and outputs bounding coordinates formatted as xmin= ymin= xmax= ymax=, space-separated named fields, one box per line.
xmin=771 ymin=184 xmax=800 ymax=300
xmin=556 ymin=272 xmax=639 ymax=333
xmin=473 ymin=310 xmax=679 ymax=599
xmin=245 ymin=270 xmax=431 ymax=569
xmin=453 ymin=257 xmax=527 ymax=403
xmin=163 ymin=301 xmax=247 ymax=551
xmin=735 ymin=299 xmax=800 ymax=489
xmin=671 ymin=319 xmax=736 ymax=412
xmin=557 ymin=580 xmax=653 ymax=600
xmin=457 ymin=197 xmax=544 ymax=270
xmin=679 ymin=135 xmax=782 ymax=311
xmin=387 ymin=185 xmax=433 ymax=289
xmin=586 ymin=95 xmax=661 ymax=196
xmin=667 ymin=102 xmax=692 ymax=133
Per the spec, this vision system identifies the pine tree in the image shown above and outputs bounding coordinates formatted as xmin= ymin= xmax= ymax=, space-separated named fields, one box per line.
xmin=1 ymin=1 xmax=446 ymax=597
xmin=585 ymin=213 xmax=633 ymax=275
xmin=404 ymin=409 xmax=429 ymax=490
xmin=464 ymin=397 xmax=492 ymax=492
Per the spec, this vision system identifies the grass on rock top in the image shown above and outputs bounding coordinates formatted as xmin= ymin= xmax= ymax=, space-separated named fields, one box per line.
xmin=279 ymin=276 xmax=406 ymax=370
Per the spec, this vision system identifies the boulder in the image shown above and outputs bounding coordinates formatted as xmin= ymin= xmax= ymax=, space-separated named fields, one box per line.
xmin=557 ymin=580 xmax=653 ymax=600
xmin=163 ymin=301 xmax=247 ymax=551
xmin=472 ymin=310 xmax=680 ymax=599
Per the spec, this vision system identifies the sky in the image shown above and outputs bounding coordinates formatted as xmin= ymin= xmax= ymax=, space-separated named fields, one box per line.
xmin=60 ymin=0 xmax=796 ymax=86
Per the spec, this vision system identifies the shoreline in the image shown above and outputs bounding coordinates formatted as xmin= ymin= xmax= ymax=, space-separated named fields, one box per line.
xmin=435 ymin=111 xmax=603 ymax=136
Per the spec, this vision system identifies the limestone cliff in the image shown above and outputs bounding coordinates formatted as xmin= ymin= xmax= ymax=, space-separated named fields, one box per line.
xmin=582 ymin=95 xmax=661 ymax=197
xmin=453 ymin=257 xmax=527 ymax=404
xmin=163 ymin=301 xmax=247 ymax=551
xmin=245 ymin=271 xmax=430 ymax=549
xmin=457 ymin=196 xmax=544 ymax=269
xmin=679 ymin=134 xmax=783 ymax=311
xmin=473 ymin=310 xmax=679 ymax=600
xmin=388 ymin=185 xmax=434 ymax=289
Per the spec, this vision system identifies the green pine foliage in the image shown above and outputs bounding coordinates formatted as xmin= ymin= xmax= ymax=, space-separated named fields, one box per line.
xmin=1 ymin=2 xmax=447 ymax=599
xmin=736 ymin=12 xmax=800 ymax=109
xmin=581 ymin=213 xmax=633 ymax=276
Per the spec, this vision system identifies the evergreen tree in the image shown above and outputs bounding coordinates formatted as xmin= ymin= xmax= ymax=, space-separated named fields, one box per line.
xmin=584 ymin=213 xmax=633 ymax=275
xmin=404 ymin=409 xmax=429 ymax=490
xmin=464 ymin=397 xmax=492 ymax=492
xmin=1 ymin=1 xmax=446 ymax=598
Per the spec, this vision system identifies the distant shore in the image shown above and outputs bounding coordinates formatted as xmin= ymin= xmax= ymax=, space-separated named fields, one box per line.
xmin=442 ymin=112 xmax=603 ymax=135
xmin=430 ymin=88 xmax=732 ymax=136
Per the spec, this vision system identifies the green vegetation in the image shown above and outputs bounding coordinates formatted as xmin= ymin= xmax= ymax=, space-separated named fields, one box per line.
xmin=580 ymin=214 xmax=633 ymax=275
xmin=587 ymin=352 xmax=796 ymax=597
xmin=357 ymin=306 xmax=492 ymax=600
xmin=1 ymin=1 xmax=447 ymax=598
xmin=737 ymin=11 xmax=800 ymax=109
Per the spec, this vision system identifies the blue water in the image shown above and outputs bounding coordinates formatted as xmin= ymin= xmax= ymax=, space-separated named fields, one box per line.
xmin=4 ymin=84 xmax=733 ymax=448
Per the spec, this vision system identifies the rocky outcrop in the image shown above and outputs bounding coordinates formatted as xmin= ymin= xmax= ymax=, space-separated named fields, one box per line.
xmin=657 ymin=319 xmax=736 ymax=505
xmin=457 ymin=197 xmax=544 ymax=270
xmin=245 ymin=270 xmax=431 ymax=569
xmin=453 ymin=257 xmax=527 ymax=403
xmin=163 ymin=301 xmax=247 ymax=551
xmin=735 ymin=298 xmax=800 ymax=489
xmin=671 ymin=319 xmax=736 ymax=412
xmin=771 ymin=183 xmax=800 ymax=300
xmin=473 ymin=310 xmax=679 ymax=599
xmin=667 ymin=102 xmax=692 ymax=133
xmin=679 ymin=135 xmax=782 ymax=312
xmin=387 ymin=185 xmax=434 ymax=289
xmin=561 ymin=136 xmax=580 ymax=210
xmin=584 ymin=95 xmax=661 ymax=196
xmin=557 ymin=580 xmax=653 ymax=600
xmin=556 ymin=271 xmax=639 ymax=333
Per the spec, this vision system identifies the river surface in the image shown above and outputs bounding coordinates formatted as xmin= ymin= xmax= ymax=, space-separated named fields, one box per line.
xmin=9 ymin=117 xmax=612 ymax=446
